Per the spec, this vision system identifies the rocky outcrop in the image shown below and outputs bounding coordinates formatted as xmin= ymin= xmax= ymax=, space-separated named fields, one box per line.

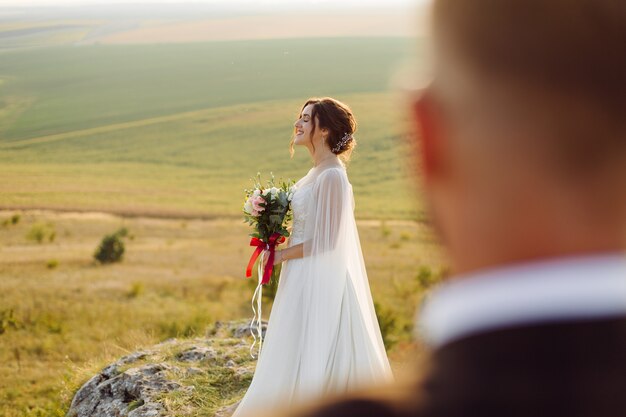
xmin=66 ymin=320 xmax=267 ymax=417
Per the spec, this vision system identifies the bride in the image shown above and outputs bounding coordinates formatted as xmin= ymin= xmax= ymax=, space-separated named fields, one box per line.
xmin=232 ymin=97 xmax=394 ymax=417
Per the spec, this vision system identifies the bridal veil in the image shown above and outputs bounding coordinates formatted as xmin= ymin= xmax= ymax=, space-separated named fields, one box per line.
xmin=295 ymin=162 xmax=393 ymax=397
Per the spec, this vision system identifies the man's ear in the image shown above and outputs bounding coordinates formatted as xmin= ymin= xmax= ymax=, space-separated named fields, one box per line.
xmin=411 ymin=89 xmax=443 ymax=183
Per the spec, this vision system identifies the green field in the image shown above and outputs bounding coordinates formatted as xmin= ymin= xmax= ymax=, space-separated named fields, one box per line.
xmin=0 ymin=38 xmax=424 ymax=220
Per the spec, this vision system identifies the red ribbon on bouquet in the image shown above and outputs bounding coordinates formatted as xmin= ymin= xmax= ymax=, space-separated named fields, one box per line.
xmin=246 ymin=232 xmax=286 ymax=284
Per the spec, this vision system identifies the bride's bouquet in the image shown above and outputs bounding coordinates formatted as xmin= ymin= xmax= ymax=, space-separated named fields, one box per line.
xmin=243 ymin=173 xmax=294 ymax=284
xmin=243 ymin=173 xmax=294 ymax=356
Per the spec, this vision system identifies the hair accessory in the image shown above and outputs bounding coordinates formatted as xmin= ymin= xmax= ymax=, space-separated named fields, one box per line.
xmin=332 ymin=132 xmax=353 ymax=153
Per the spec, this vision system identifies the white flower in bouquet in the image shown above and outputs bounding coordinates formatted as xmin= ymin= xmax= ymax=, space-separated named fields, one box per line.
xmin=243 ymin=198 xmax=254 ymax=215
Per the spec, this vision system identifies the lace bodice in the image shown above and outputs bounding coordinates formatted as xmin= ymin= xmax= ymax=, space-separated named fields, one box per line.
xmin=289 ymin=181 xmax=314 ymax=245
xmin=287 ymin=162 xmax=349 ymax=247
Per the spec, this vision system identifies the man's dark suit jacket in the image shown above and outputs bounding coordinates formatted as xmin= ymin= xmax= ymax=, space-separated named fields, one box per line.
xmin=292 ymin=317 xmax=626 ymax=417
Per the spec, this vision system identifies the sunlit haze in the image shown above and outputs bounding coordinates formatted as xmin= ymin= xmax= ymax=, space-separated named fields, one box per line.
xmin=0 ymin=0 xmax=428 ymax=8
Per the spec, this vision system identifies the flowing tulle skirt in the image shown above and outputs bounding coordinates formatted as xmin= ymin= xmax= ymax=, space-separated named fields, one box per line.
xmin=232 ymin=253 xmax=393 ymax=417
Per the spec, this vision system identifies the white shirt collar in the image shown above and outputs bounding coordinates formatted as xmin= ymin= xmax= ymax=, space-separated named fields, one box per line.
xmin=416 ymin=252 xmax=626 ymax=348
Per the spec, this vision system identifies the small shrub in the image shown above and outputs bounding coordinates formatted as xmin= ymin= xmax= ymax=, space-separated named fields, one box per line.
xmin=94 ymin=228 xmax=128 ymax=264
xmin=416 ymin=265 xmax=434 ymax=288
xmin=26 ymin=222 xmax=55 ymax=244
xmin=37 ymin=312 xmax=64 ymax=334
xmin=127 ymin=282 xmax=144 ymax=298
xmin=374 ymin=301 xmax=398 ymax=350
xmin=0 ymin=309 xmax=19 ymax=335
xmin=27 ymin=224 xmax=45 ymax=243
xmin=399 ymin=231 xmax=412 ymax=241
xmin=380 ymin=220 xmax=391 ymax=238
xmin=416 ymin=265 xmax=446 ymax=289
xmin=46 ymin=259 xmax=59 ymax=269
xmin=2 ymin=214 xmax=20 ymax=227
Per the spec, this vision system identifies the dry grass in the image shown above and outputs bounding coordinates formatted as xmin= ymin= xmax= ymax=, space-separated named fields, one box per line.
xmin=0 ymin=209 xmax=446 ymax=416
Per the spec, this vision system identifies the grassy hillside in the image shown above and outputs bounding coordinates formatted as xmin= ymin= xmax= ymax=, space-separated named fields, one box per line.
xmin=0 ymin=38 xmax=425 ymax=220
xmin=0 ymin=211 xmax=446 ymax=416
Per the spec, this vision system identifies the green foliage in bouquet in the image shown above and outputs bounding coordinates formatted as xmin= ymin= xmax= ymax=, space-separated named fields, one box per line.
xmin=243 ymin=172 xmax=294 ymax=243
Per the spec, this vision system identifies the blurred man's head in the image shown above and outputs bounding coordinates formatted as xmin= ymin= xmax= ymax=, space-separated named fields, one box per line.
xmin=410 ymin=0 xmax=626 ymax=274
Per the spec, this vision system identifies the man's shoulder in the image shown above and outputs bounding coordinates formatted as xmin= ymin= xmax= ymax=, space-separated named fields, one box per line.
xmin=294 ymin=397 xmax=406 ymax=417
xmin=279 ymin=380 xmax=425 ymax=417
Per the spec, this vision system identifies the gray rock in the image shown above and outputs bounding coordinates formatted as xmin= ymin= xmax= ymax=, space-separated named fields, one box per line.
xmin=65 ymin=320 xmax=259 ymax=417
xmin=175 ymin=346 xmax=216 ymax=362
xmin=232 ymin=320 xmax=268 ymax=338
xmin=67 ymin=362 xmax=181 ymax=417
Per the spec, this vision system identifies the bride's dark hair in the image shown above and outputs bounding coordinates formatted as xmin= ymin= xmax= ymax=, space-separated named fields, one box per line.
xmin=290 ymin=97 xmax=357 ymax=162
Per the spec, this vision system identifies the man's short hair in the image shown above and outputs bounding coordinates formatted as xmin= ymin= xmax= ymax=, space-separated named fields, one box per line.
xmin=432 ymin=0 xmax=626 ymax=172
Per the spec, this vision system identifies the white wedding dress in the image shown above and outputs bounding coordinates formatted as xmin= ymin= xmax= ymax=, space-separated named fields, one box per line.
xmin=232 ymin=159 xmax=394 ymax=417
